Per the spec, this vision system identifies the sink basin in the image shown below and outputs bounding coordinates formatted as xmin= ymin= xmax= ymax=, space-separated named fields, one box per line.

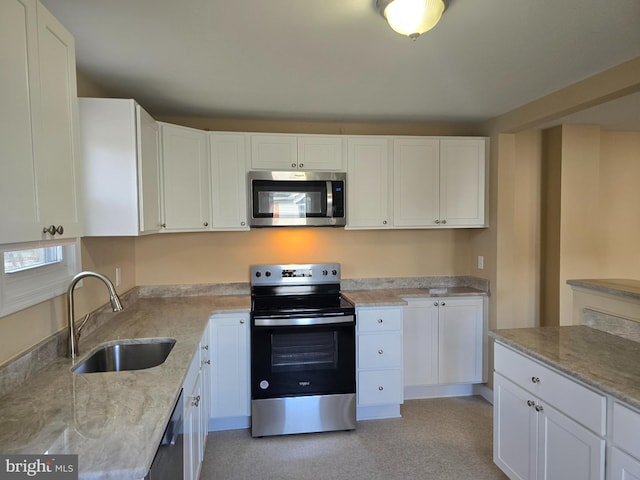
xmin=72 ymin=338 xmax=176 ymax=374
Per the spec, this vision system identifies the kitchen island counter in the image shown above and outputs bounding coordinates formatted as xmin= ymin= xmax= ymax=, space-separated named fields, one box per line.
xmin=490 ymin=325 xmax=640 ymax=410
xmin=0 ymin=294 xmax=249 ymax=480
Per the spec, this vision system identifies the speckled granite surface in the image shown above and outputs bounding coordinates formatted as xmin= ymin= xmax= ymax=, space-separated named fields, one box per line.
xmin=0 ymin=295 xmax=250 ymax=480
xmin=490 ymin=326 xmax=640 ymax=410
xmin=567 ymin=278 xmax=640 ymax=302
xmin=343 ymin=286 xmax=486 ymax=307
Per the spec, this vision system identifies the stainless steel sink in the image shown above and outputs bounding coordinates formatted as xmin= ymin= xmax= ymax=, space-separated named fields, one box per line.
xmin=72 ymin=338 xmax=176 ymax=374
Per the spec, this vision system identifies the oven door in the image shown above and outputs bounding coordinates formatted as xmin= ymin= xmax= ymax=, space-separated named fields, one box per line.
xmin=251 ymin=316 xmax=355 ymax=400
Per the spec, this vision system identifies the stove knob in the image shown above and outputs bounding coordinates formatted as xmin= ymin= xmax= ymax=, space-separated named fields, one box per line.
xmin=322 ymin=270 xmax=328 ymax=275
xmin=332 ymin=269 xmax=337 ymax=276
xmin=265 ymin=271 xmax=271 ymax=277
xmin=255 ymin=271 xmax=261 ymax=278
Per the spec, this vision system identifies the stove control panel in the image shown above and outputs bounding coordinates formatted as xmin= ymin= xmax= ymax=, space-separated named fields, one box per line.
xmin=251 ymin=263 xmax=341 ymax=286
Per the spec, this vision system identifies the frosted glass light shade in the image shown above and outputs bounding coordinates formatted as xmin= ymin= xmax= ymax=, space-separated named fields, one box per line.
xmin=378 ymin=0 xmax=445 ymax=39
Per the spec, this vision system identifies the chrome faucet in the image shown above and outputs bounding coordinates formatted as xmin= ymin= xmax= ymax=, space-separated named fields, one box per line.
xmin=67 ymin=271 xmax=123 ymax=359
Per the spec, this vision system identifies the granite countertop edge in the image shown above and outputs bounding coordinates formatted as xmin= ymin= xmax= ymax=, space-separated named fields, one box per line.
xmin=490 ymin=326 xmax=640 ymax=411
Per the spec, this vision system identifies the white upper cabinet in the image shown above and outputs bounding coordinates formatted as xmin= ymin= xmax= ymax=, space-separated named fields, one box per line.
xmin=210 ymin=133 xmax=249 ymax=230
xmin=250 ymin=133 xmax=344 ymax=171
xmin=79 ymin=98 xmax=162 ymax=236
xmin=439 ymin=138 xmax=486 ymax=227
xmin=346 ymin=137 xmax=392 ymax=229
xmin=0 ymin=0 xmax=81 ymax=243
xmin=393 ymin=137 xmax=487 ymax=228
xmin=393 ymin=138 xmax=440 ymax=227
xmin=159 ymin=123 xmax=211 ymax=232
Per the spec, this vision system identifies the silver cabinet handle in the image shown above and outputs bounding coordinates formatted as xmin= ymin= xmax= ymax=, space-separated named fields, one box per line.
xmin=434 ymin=219 xmax=440 ymax=224
xmin=299 ymin=163 xmax=304 ymax=168
xmin=377 ymin=318 xmax=383 ymax=324
xmin=527 ymin=400 xmax=535 ymax=407
xmin=203 ymin=222 xmax=209 ymax=227
xmin=241 ymin=221 xmax=246 ymax=226
xmin=378 ymin=349 xmax=383 ymax=355
xmin=441 ymin=219 xmax=447 ymax=225
xmin=434 ymin=301 xmax=439 ymax=306
xmin=202 ymin=344 xmax=209 ymax=350
xmin=441 ymin=302 xmax=446 ymax=306
xmin=161 ymin=223 xmax=166 ymax=228
xmin=240 ymin=319 xmax=245 ymax=324
xmin=192 ymin=395 xmax=201 ymax=407
xmin=535 ymin=405 xmax=544 ymax=412
xmin=382 ymin=220 xmax=387 ymax=225
xmin=531 ymin=377 xmax=540 ymax=384
xmin=378 ymin=386 xmax=384 ymax=391
xmin=292 ymin=163 xmax=297 ymax=168
xmin=203 ymin=360 xmax=211 ymax=365
xmin=56 ymin=225 xmax=64 ymax=235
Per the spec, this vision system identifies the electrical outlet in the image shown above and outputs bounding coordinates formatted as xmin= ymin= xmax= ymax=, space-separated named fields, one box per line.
xmin=477 ymin=256 xmax=484 ymax=270
xmin=115 ymin=267 xmax=121 ymax=287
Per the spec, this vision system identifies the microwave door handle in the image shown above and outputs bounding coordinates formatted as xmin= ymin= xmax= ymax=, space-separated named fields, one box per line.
xmin=326 ymin=181 xmax=333 ymax=217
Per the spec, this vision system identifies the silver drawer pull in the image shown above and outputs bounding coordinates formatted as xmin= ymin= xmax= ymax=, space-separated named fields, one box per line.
xmin=378 ymin=386 xmax=384 ymax=391
xmin=531 ymin=376 xmax=540 ymax=384
xmin=534 ymin=405 xmax=544 ymax=412
xmin=377 ymin=318 xmax=383 ymax=324
xmin=378 ymin=349 xmax=383 ymax=355
xmin=527 ymin=400 xmax=535 ymax=407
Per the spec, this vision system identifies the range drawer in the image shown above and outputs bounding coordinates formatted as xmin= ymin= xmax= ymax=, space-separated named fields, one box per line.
xmin=494 ymin=342 xmax=605 ymax=435
xmin=358 ymin=370 xmax=402 ymax=406
xmin=613 ymin=402 xmax=640 ymax=460
xmin=357 ymin=308 xmax=402 ymax=333
xmin=358 ymin=333 xmax=402 ymax=369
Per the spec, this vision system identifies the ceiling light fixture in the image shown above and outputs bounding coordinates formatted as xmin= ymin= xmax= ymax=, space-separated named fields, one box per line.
xmin=377 ymin=0 xmax=446 ymax=40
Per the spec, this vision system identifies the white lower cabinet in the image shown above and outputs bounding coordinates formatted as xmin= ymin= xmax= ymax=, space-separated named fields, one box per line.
xmin=611 ymin=402 xmax=640 ymax=480
xmin=208 ymin=313 xmax=251 ymax=430
xmin=403 ymin=296 xmax=485 ymax=396
xmin=183 ymin=329 xmax=209 ymax=480
xmin=493 ymin=343 xmax=605 ymax=480
xmin=356 ymin=306 xmax=403 ymax=419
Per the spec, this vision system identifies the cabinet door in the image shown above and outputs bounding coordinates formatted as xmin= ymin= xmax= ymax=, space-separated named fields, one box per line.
xmin=0 ymin=0 xmax=40 ymax=243
xmin=346 ymin=137 xmax=391 ymax=228
xmin=184 ymin=370 xmax=203 ymax=480
xmin=34 ymin=2 xmax=82 ymax=238
xmin=438 ymin=296 xmax=483 ymax=384
xmin=250 ymin=134 xmax=297 ymax=170
xmin=210 ymin=133 xmax=249 ymax=230
xmin=403 ymin=301 xmax=438 ymax=386
xmin=611 ymin=449 xmax=640 ymax=480
xmin=494 ymin=373 xmax=537 ymax=480
xmin=393 ymin=138 xmax=440 ymax=227
xmin=537 ymin=403 xmax=605 ymax=480
xmin=136 ymin=105 xmax=161 ymax=233
xmin=209 ymin=314 xmax=250 ymax=418
xmin=439 ymin=138 xmax=486 ymax=226
xmin=160 ymin=123 xmax=210 ymax=232
xmin=297 ymin=135 xmax=343 ymax=171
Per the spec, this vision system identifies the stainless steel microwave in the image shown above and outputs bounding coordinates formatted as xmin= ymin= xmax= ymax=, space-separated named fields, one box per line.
xmin=248 ymin=171 xmax=346 ymax=227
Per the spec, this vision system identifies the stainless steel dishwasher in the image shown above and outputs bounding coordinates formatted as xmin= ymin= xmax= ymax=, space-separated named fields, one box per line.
xmin=146 ymin=389 xmax=184 ymax=479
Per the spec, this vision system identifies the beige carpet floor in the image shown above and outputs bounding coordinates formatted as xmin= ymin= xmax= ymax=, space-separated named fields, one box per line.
xmin=201 ymin=395 xmax=508 ymax=480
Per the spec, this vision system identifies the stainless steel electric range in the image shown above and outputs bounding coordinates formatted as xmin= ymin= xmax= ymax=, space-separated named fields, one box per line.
xmin=250 ymin=263 xmax=356 ymax=437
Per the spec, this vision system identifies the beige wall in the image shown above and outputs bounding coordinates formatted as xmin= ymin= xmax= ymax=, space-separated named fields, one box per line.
xmin=135 ymin=229 xmax=473 ymax=285
xmin=477 ymin=58 xmax=640 ymax=334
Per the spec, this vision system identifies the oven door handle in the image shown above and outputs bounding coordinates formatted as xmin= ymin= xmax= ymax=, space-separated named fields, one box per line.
xmin=253 ymin=315 xmax=354 ymax=327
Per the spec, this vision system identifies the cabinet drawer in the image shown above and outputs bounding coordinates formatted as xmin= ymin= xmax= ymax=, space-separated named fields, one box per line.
xmin=358 ymin=333 xmax=402 ymax=369
xmin=613 ymin=402 xmax=640 ymax=460
xmin=358 ymin=370 xmax=402 ymax=406
xmin=357 ymin=308 xmax=402 ymax=332
xmin=494 ymin=343 xmax=605 ymax=435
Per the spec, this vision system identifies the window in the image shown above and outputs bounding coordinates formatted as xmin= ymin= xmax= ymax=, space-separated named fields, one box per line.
xmin=0 ymin=239 xmax=80 ymax=317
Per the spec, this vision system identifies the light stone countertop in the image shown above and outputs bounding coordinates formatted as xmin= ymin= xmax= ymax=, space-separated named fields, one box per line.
xmin=567 ymin=278 xmax=640 ymax=302
xmin=490 ymin=326 xmax=640 ymax=411
xmin=342 ymin=286 xmax=486 ymax=307
xmin=0 ymin=295 xmax=250 ymax=480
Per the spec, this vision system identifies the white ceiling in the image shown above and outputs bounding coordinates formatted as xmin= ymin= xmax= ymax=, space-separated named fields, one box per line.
xmin=41 ymin=0 xmax=640 ymax=126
